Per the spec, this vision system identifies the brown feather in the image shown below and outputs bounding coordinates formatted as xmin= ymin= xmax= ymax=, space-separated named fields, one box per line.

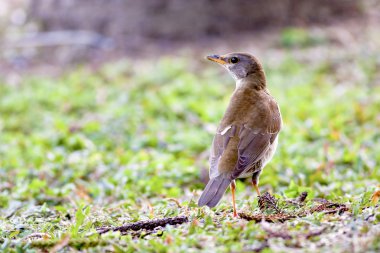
xmin=198 ymin=53 xmax=282 ymax=209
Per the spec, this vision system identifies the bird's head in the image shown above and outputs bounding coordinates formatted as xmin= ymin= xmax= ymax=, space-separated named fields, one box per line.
xmin=206 ymin=53 xmax=265 ymax=86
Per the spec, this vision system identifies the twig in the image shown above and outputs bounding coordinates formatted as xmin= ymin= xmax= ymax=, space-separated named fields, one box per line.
xmin=258 ymin=192 xmax=282 ymax=213
xmin=97 ymin=216 xmax=189 ymax=235
xmin=240 ymin=193 xmax=348 ymax=223
xmin=312 ymin=198 xmax=329 ymax=203
xmin=238 ymin=212 xmax=297 ymax=223
xmin=309 ymin=203 xmax=348 ymax=214
xmin=22 ymin=233 xmax=51 ymax=241
xmin=296 ymin=192 xmax=308 ymax=203
xmin=166 ymin=198 xmax=182 ymax=208
xmin=286 ymin=191 xmax=308 ymax=206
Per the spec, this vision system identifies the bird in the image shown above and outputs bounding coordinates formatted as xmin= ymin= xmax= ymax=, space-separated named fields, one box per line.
xmin=198 ymin=53 xmax=282 ymax=217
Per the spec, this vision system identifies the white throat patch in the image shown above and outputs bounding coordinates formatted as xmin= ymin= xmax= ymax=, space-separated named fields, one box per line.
xmin=235 ymin=79 xmax=244 ymax=89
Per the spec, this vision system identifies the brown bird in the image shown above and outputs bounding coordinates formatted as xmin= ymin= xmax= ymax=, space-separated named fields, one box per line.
xmin=198 ymin=53 xmax=282 ymax=217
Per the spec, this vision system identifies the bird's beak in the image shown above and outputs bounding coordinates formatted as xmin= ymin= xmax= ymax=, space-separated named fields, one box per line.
xmin=206 ymin=55 xmax=227 ymax=65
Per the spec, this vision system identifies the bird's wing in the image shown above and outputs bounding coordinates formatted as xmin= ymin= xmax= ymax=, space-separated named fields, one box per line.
xmin=208 ymin=125 xmax=237 ymax=179
xmin=230 ymin=107 xmax=281 ymax=179
xmin=198 ymin=125 xmax=237 ymax=208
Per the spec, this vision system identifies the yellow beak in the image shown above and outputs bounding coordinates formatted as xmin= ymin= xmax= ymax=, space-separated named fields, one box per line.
xmin=206 ymin=55 xmax=228 ymax=65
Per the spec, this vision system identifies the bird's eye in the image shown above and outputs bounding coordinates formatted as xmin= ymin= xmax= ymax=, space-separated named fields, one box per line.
xmin=230 ymin=57 xmax=239 ymax=64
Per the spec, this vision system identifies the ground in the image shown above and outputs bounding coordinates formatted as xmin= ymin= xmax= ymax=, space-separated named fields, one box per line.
xmin=0 ymin=24 xmax=380 ymax=252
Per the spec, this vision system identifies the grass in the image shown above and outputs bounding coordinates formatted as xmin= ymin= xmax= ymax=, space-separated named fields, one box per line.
xmin=0 ymin=49 xmax=379 ymax=252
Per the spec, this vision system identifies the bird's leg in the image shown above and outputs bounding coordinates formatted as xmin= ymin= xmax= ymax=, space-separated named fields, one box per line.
xmin=252 ymin=175 xmax=261 ymax=196
xmin=252 ymin=182 xmax=261 ymax=196
xmin=230 ymin=180 xmax=237 ymax=217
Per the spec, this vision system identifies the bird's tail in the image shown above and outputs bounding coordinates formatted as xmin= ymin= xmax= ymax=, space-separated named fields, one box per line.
xmin=198 ymin=175 xmax=231 ymax=208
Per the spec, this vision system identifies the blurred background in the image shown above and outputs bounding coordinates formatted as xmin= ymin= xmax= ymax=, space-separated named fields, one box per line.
xmin=1 ymin=1 xmax=380 ymax=251
xmin=1 ymin=0 xmax=379 ymax=73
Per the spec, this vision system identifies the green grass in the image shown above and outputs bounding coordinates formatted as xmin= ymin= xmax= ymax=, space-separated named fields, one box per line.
xmin=0 ymin=53 xmax=379 ymax=252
